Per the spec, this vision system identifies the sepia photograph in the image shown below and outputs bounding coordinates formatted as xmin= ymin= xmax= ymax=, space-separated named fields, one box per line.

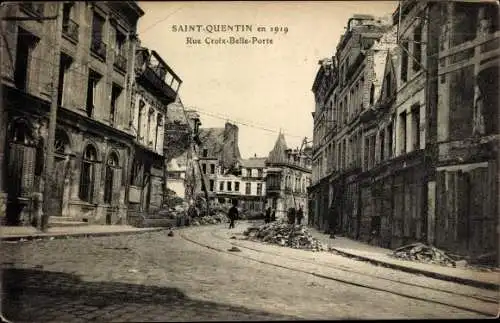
xmin=0 ymin=0 xmax=499 ymax=321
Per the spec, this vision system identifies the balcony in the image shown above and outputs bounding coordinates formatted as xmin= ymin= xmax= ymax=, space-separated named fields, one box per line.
xmin=62 ymin=19 xmax=79 ymax=44
xmin=21 ymin=3 xmax=44 ymax=17
xmin=139 ymin=65 xmax=178 ymax=104
xmin=114 ymin=52 xmax=127 ymax=73
xmin=91 ymin=38 xmax=107 ymax=61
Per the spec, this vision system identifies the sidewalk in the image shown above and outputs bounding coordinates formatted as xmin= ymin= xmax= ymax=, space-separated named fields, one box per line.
xmin=0 ymin=225 xmax=168 ymax=241
xmin=308 ymin=228 xmax=500 ymax=291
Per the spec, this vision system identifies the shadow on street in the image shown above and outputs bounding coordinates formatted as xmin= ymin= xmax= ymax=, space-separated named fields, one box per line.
xmin=2 ymin=267 xmax=300 ymax=322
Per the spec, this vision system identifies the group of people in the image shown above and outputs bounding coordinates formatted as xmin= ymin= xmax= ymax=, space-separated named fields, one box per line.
xmin=264 ymin=207 xmax=277 ymax=224
xmin=287 ymin=206 xmax=304 ymax=225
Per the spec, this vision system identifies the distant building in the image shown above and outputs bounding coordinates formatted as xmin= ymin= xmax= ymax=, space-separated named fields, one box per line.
xmin=266 ymin=133 xmax=312 ymax=220
xmin=239 ymin=157 xmax=267 ymax=212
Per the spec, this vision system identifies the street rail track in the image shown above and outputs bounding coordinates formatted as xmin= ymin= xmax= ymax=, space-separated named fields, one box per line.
xmin=178 ymin=227 xmax=498 ymax=317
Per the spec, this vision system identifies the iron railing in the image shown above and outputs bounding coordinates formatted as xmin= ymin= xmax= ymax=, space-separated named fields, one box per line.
xmin=114 ymin=52 xmax=127 ymax=72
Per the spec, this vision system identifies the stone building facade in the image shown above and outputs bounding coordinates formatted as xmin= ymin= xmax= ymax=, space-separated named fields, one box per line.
xmin=239 ymin=157 xmax=267 ymax=213
xmin=310 ymin=1 xmax=499 ymax=263
xmin=1 ymin=2 xmax=144 ymax=225
xmin=266 ymin=133 xmax=312 ymax=220
xmin=128 ymin=47 xmax=181 ymax=218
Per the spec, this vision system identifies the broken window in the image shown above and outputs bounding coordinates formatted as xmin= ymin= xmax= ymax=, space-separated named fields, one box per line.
xmin=110 ymin=84 xmax=122 ymax=124
xmin=57 ymin=53 xmax=73 ymax=108
xmin=79 ymin=145 xmax=98 ymax=203
xmin=411 ymin=105 xmax=420 ymax=150
xmin=452 ymin=3 xmax=479 ymax=46
xmin=90 ymin=12 xmax=106 ymax=59
xmin=413 ymin=23 xmax=422 ymax=72
xmin=401 ymin=41 xmax=409 ymax=83
xmin=86 ymin=69 xmax=101 ymax=118
xmin=399 ymin=112 xmax=407 ymax=154
xmin=130 ymin=159 xmax=143 ymax=186
xmin=155 ymin=114 xmax=163 ymax=151
xmin=15 ymin=28 xmax=38 ymax=91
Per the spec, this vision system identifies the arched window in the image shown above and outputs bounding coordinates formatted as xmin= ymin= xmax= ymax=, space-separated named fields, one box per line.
xmin=79 ymin=144 xmax=98 ymax=202
xmin=370 ymin=84 xmax=375 ymax=105
xmin=104 ymin=151 xmax=120 ymax=204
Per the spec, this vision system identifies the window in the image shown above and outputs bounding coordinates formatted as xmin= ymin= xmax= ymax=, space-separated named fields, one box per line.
xmin=209 ymin=179 xmax=214 ymax=192
xmin=202 ymin=163 xmax=207 ymax=174
xmin=364 ymin=137 xmax=370 ymax=170
xmin=104 ymin=152 xmax=119 ymax=204
xmin=57 ymin=53 xmax=72 ymax=107
xmin=399 ymin=112 xmax=407 ymax=154
xmin=452 ymin=3 xmax=479 ymax=46
xmin=257 ymin=183 xmax=262 ymax=196
xmin=227 ymin=182 xmax=232 ymax=191
xmin=387 ymin=123 xmax=393 ymax=158
xmin=245 ymin=182 xmax=251 ymax=195
xmin=137 ymin=100 xmax=145 ymax=138
xmin=379 ymin=130 xmax=385 ymax=161
xmin=210 ymin=164 xmax=215 ymax=174
xmin=130 ymin=159 xmax=142 ymax=186
xmin=14 ymin=28 xmax=37 ymax=91
xmin=110 ymin=84 xmax=122 ymax=124
xmin=411 ymin=106 xmax=420 ymax=150
xmin=62 ymin=3 xmax=78 ymax=43
xmin=246 ymin=168 xmax=252 ymax=177
xmin=202 ymin=149 xmax=208 ymax=157
xmin=115 ymin=30 xmax=126 ymax=56
xmin=413 ymin=23 xmax=422 ymax=72
xmin=235 ymin=182 xmax=240 ymax=191
xmin=155 ymin=114 xmax=163 ymax=151
xmin=369 ymin=135 xmax=376 ymax=169
xmin=219 ymin=181 xmax=224 ymax=191
xmin=401 ymin=41 xmax=409 ymax=82
xmin=385 ymin=73 xmax=392 ymax=99
xmin=86 ymin=70 xmax=101 ymax=118
xmin=79 ymin=145 xmax=98 ymax=202
xmin=91 ymin=12 xmax=106 ymax=59
xmin=258 ymin=169 xmax=263 ymax=177
xmin=62 ymin=3 xmax=71 ymax=28
xmin=147 ymin=109 xmax=154 ymax=145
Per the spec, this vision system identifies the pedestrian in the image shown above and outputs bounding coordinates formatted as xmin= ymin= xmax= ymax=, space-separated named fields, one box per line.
xmin=296 ymin=205 xmax=304 ymax=225
xmin=265 ymin=207 xmax=271 ymax=224
xmin=228 ymin=199 xmax=239 ymax=229
xmin=271 ymin=209 xmax=276 ymax=222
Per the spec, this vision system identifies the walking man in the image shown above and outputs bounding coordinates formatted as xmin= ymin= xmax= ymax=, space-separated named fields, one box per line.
xmin=265 ymin=207 xmax=271 ymax=224
xmin=228 ymin=199 xmax=239 ymax=229
xmin=296 ymin=205 xmax=304 ymax=225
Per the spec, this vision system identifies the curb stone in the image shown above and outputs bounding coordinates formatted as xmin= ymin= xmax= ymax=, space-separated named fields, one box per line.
xmin=0 ymin=227 xmax=169 ymax=242
xmin=329 ymin=247 xmax=500 ymax=291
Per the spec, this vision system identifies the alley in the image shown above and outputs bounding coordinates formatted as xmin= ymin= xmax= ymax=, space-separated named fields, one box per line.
xmin=2 ymin=223 xmax=498 ymax=321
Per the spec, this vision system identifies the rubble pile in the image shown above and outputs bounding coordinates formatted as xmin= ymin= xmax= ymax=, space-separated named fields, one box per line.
xmin=391 ymin=242 xmax=457 ymax=267
xmin=191 ymin=213 xmax=229 ymax=226
xmin=243 ymin=221 xmax=327 ymax=251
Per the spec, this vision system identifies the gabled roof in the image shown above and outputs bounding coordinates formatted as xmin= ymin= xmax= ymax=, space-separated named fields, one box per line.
xmin=267 ymin=132 xmax=288 ymax=164
xmin=240 ymin=157 xmax=267 ymax=168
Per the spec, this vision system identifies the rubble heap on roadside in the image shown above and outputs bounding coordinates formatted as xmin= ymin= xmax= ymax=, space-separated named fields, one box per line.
xmin=391 ymin=242 xmax=457 ymax=267
xmin=191 ymin=213 xmax=229 ymax=226
xmin=243 ymin=221 xmax=327 ymax=251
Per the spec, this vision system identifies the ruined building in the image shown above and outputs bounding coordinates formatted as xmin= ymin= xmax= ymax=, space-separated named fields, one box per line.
xmin=310 ymin=0 xmax=499 ymax=263
xmin=1 ymin=2 xmax=144 ymax=225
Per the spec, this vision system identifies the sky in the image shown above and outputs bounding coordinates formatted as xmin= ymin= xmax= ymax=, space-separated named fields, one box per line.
xmin=136 ymin=1 xmax=398 ymax=159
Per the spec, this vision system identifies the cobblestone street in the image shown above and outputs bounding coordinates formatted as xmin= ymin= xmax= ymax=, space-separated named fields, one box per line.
xmin=1 ymin=224 xmax=498 ymax=321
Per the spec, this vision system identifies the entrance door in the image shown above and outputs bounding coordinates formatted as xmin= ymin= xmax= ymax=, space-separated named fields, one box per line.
xmin=46 ymin=156 xmax=66 ymax=217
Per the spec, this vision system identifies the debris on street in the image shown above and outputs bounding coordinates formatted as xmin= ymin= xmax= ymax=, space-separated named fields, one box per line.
xmin=167 ymin=231 xmax=174 ymax=237
xmin=391 ymin=243 xmax=457 ymax=267
xmin=243 ymin=221 xmax=327 ymax=251
xmin=190 ymin=213 xmax=229 ymax=226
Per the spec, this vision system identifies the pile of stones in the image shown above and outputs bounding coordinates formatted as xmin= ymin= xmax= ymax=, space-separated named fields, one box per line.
xmin=243 ymin=221 xmax=327 ymax=251
xmin=391 ymin=242 xmax=457 ymax=267
xmin=191 ymin=213 xmax=229 ymax=226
